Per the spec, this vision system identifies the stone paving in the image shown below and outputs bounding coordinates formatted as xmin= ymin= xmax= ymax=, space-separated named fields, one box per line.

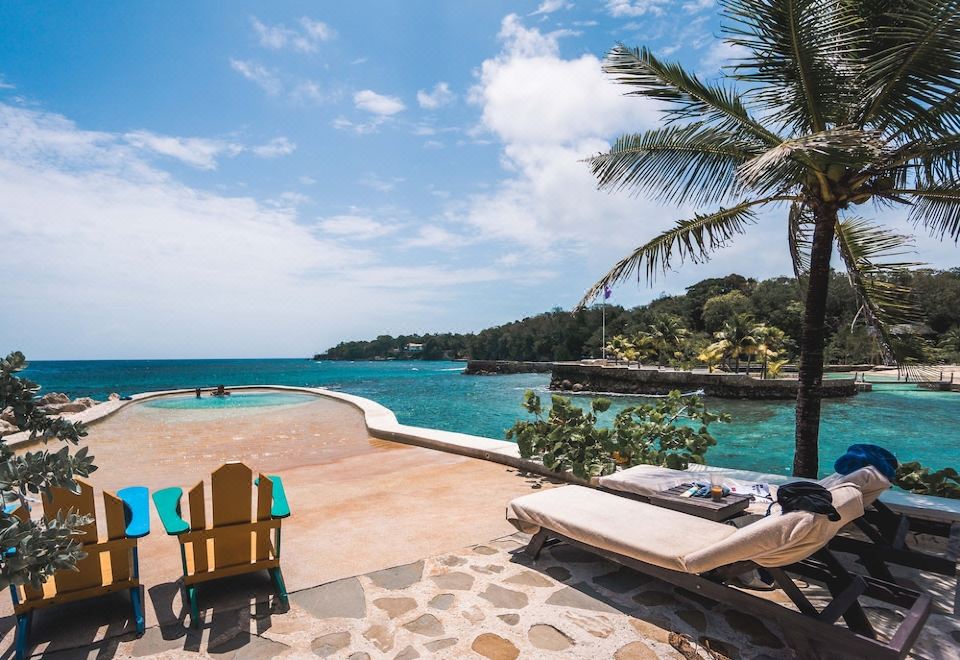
xmin=31 ymin=531 xmax=960 ymax=659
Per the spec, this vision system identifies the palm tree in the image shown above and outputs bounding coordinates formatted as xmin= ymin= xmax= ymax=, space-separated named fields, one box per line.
xmin=648 ymin=315 xmax=689 ymax=367
xmin=753 ymin=323 xmax=787 ymax=378
xmin=714 ymin=314 xmax=759 ymax=373
xmin=576 ymin=1 xmax=959 ymax=477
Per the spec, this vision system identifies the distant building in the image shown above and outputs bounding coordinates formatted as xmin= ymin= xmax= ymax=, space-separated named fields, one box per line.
xmin=404 ymin=343 xmax=424 ymax=353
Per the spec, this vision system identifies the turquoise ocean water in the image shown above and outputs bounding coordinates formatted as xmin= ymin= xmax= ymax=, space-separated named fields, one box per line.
xmin=21 ymin=359 xmax=960 ymax=477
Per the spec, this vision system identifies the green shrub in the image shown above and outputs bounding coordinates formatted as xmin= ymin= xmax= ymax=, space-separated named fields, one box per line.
xmin=895 ymin=462 xmax=960 ymax=499
xmin=507 ymin=389 xmax=729 ymax=479
xmin=0 ymin=351 xmax=98 ymax=589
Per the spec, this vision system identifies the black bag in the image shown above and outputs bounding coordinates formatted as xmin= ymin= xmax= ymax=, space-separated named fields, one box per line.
xmin=767 ymin=481 xmax=841 ymax=521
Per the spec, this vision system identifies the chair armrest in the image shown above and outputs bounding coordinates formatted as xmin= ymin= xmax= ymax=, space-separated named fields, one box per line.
xmin=152 ymin=487 xmax=190 ymax=535
xmin=117 ymin=486 xmax=151 ymax=538
xmin=255 ymin=476 xmax=291 ymax=518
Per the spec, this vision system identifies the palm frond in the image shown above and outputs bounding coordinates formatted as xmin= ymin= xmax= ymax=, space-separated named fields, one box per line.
xmin=721 ymin=0 xmax=863 ymax=132
xmin=857 ymin=1 xmax=960 ymax=134
xmin=738 ymin=127 xmax=888 ymax=193
xmin=834 ymin=216 xmax=924 ymax=363
xmin=890 ymin=88 xmax=960 ymax=142
xmin=901 ymin=184 xmax=960 ymax=240
xmin=585 ymin=124 xmax=765 ymax=206
xmin=787 ymin=201 xmax=813 ymax=278
xmin=602 ymin=45 xmax=780 ymax=147
xmin=576 ymin=201 xmax=763 ymax=309
xmin=890 ymin=134 xmax=960 ymax=183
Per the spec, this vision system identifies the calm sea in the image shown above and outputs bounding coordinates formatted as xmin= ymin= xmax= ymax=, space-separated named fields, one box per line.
xmin=21 ymin=358 xmax=960 ymax=477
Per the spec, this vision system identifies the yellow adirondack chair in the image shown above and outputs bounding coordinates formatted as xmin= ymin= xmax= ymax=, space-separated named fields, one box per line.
xmin=8 ymin=481 xmax=149 ymax=660
xmin=152 ymin=462 xmax=290 ymax=627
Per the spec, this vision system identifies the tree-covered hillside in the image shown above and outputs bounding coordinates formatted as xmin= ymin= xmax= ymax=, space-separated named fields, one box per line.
xmin=315 ymin=269 xmax=960 ymax=364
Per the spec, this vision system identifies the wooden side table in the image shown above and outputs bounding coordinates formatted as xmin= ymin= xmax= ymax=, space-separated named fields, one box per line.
xmin=646 ymin=483 xmax=751 ymax=522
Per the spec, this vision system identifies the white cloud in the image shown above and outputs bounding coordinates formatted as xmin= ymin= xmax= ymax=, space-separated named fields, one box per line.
xmin=122 ymin=131 xmax=295 ymax=169
xmin=252 ymin=136 xmax=296 ymax=158
xmin=299 ymin=175 xmax=317 ymax=186
xmin=531 ymin=0 xmax=572 ymax=16
xmin=250 ymin=16 xmax=335 ymax=53
xmin=332 ymin=116 xmax=384 ymax=135
xmin=230 ymin=59 xmax=282 ymax=96
xmin=123 ymin=131 xmax=241 ymax=170
xmin=354 ymin=90 xmax=405 ymax=116
xmin=682 ymin=0 xmax=714 ymax=12
xmin=300 ymin=18 xmax=336 ymax=42
xmin=699 ymin=39 xmax=750 ymax=77
xmin=423 ymin=140 xmax=444 ymax=149
xmin=0 ymin=102 xmax=519 ymax=358
xmin=317 ymin=214 xmax=398 ymax=240
xmin=402 ymin=225 xmax=462 ymax=248
xmin=606 ymin=0 xmax=671 ymax=17
xmin=0 ymin=75 xmax=14 ymax=90
xmin=359 ymin=173 xmax=403 ymax=193
xmin=471 ymin=15 xmax=659 ymax=147
xmin=417 ymin=82 xmax=456 ymax=109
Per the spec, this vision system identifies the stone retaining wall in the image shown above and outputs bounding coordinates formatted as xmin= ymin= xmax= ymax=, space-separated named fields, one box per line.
xmin=463 ymin=360 xmax=554 ymax=375
xmin=550 ymin=364 xmax=857 ymax=399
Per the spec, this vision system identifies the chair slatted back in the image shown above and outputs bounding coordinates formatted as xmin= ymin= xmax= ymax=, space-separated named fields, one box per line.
xmin=211 ymin=462 xmax=252 ymax=569
xmin=188 ymin=481 xmax=209 ymax=573
xmin=42 ymin=481 xmax=101 ymax=595
xmin=255 ymin=475 xmax=273 ymax=562
xmin=103 ymin=492 xmax=130 ymax=583
xmin=182 ymin=462 xmax=280 ymax=574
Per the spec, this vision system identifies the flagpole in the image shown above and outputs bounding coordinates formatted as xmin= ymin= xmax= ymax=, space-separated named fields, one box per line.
xmin=602 ymin=299 xmax=606 ymax=360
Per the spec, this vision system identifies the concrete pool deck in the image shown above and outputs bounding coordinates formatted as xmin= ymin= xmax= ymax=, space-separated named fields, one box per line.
xmin=4 ymin=386 xmax=960 ymax=658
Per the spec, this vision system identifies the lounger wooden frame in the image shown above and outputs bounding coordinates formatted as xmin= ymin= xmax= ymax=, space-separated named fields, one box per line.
xmin=524 ymin=528 xmax=932 ymax=660
xmin=601 ymin=483 xmax=960 ymax=615
xmin=829 ymin=499 xmax=960 ymax=614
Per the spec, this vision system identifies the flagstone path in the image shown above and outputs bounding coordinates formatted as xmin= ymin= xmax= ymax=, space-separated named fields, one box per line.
xmin=30 ymin=531 xmax=960 ymax=659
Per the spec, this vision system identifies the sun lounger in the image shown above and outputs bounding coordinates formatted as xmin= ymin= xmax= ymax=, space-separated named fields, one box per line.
xmin=152 ymin=462 xmax=290 ymax=627
xmin=601 ymin=463 xmax=960 ymax=613
xmin=507 ymin=484 xmax=931 ymax=659
xmin=8 ymin=481 xmax=149 ymax=660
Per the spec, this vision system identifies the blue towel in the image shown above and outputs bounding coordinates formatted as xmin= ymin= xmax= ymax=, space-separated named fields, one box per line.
xmin=834 ymin=444 xmax=898 ymax=481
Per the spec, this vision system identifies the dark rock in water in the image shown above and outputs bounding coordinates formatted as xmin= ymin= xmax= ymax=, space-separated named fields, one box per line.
xmin=561 ymin=380 xmax=572 ymax=390
xmin=572 ymin=383 xmax=584 ymax=392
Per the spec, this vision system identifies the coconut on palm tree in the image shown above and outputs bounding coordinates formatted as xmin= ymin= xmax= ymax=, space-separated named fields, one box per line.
xmin=577 ymin=0 xmax=959 ymax=477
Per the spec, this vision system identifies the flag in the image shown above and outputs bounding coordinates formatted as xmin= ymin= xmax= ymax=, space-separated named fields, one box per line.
xmin=604 ymin=286 xmax=612 ymax=300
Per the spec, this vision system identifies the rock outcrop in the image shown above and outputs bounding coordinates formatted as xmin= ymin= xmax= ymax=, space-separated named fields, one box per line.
xmin=37 ymin=393 xmax=100 ymax=415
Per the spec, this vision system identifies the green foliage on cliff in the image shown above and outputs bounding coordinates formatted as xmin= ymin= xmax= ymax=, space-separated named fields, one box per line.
xmin=506 ymin=389 xmax=729 ymax=479
xmin=316 ymin=269 xmax=960 ymax=364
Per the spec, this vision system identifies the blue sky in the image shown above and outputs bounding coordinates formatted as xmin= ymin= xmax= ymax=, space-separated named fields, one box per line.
xmin=1 ymin=1 xmax=956 ymax=359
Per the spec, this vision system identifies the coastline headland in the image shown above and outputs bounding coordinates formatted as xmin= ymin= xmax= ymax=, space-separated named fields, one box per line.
xmin=549 ymin=363 xmax=858 ymax=399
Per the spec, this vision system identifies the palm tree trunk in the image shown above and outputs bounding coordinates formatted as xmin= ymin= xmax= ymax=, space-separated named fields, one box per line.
xmin=793 ymin=202 xmax=837 ymax=478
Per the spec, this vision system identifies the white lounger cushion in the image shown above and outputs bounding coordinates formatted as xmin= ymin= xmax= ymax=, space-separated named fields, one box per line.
xmin=507 ymin=483 xmax=864 ymax=574
xmin=819 ymin=466 xmax=890 ymax=507
xmin=597 ymin=464 xmax=690 ymax=497
xmin=507 ymin=485 xmax=737 ymax=572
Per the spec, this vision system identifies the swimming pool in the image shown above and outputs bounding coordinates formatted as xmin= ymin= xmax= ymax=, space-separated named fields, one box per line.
xmin=142 ymin=391 xmax=317 ymax=410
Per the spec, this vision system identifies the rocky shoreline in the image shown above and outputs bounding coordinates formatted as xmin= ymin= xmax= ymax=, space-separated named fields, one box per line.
xmin=0 ymin=391 xmax=118 ymax=436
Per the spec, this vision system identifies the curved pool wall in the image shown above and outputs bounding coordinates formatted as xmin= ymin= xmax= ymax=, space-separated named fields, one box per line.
xmin=6 ymin=384 xmax=960 ymax=523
